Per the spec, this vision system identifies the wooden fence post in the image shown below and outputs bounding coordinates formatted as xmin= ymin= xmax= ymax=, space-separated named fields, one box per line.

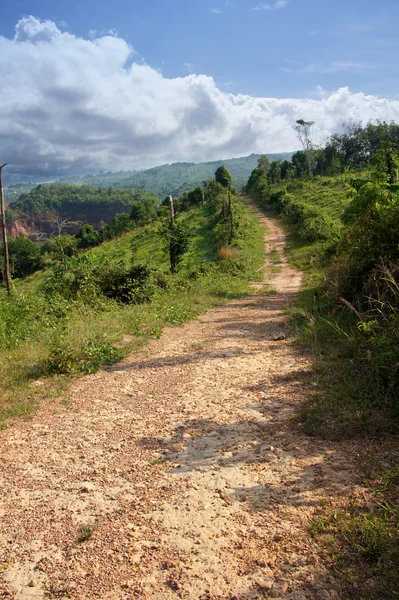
xmin=0 ymin=163 xmax=12 ymax=295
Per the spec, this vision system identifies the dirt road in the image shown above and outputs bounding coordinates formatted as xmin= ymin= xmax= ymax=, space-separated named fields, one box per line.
xmin=0 ymin=201 xmax=362 ymax=599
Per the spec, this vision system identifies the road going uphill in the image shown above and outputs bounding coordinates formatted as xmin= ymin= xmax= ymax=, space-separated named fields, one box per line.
xmin=0 ymin=199 xmax=362 ymax=599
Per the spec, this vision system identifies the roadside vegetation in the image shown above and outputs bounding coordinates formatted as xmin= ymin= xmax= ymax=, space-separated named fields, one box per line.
xmin=0 ymin=169 xmax=264 ymax=429
xmin=246 ymin=121 xmax=399 ymax=600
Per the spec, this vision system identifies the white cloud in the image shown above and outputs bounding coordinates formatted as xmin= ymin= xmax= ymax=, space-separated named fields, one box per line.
xmin=251 ymin=0 xmax=288 ymax=11
xmin=211 ymin=8 xmax=222 ymax=14
xmin=184 ymin=62 xmax=203 ymax=75
xmin=1 ymin=16 xmax=399 ymax=177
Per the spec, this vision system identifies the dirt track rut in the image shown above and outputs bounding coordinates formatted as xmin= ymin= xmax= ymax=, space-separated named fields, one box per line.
xmin=0 ymin=200 xmax=362 ymax=599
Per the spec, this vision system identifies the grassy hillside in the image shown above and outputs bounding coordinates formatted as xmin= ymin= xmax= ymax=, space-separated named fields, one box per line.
xmin=0 ymin=196 xmax=264 ymax=429
xmin=282 ymin=175 xmax=352 ymax=279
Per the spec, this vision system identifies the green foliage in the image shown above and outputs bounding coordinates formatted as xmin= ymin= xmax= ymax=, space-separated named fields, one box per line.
xmin=257 ymin=154 xmax=270 ymax=174
xmin=75 ymin=223 xmax=100 ymax=249
xmin=247 ymin=149 xmax=399 ymax=430
xmin=1 ymin=234 xmax=41 ymax=279
xmin=159 ymin=217 xmax=191 ymax=273
xmin=281 ymin=196 xmax=340 ymax=242
xmin=41 ymin=234 xmax=79 ymax=260
xmin=291 ymin=150 xmax=308 ymax=178
xmin=11 ymin=183 xmax=158 ymax=217
xmin=8 ymin=184 xmax=159 ymax=239
xmin=329 ymin=121 xmax=399 ymax=170
xmin=41 ymin=339 xmax=124 ymax=376
xmin=371 ymin=142 xmax=399 ymax=184
xmin=0 ymin=291 xmax=68 ymax=349
xmin=215 ymin=165 xmax=232 ymax=189
xmin=179 ymin=186 xmax=204 ymax=210
xmin=268 ymin=160 xmax=282 ymax=185
xmin=95 ymin=262 xmax=160 ymax=304
xmin=70 ymin=153 xmax=291 ymax=199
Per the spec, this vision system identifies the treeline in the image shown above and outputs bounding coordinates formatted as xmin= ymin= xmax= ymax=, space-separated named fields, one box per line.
xmin=245 ymin=121 xmax=399 ymax=187
xmin=8 ymin=183 xmax=158 ymax=218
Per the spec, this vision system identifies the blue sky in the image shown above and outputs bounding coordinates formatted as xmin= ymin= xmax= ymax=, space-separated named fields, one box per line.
xmin=1 ymin=1 xmax=399 ymax=175
xmin=2 ymin=0 xmax=399 ymax=98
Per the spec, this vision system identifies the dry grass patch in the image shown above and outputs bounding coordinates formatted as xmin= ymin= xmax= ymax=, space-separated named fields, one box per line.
xmin=218 ymin=246 xmax=240 ymax=261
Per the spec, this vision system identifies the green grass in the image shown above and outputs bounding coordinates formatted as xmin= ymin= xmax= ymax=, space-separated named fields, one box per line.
xmin=0 ymin=197 xmax=264 ymax=428
xmin=286 ymin=174 xmax=352 ymax=221
xmin=309 ymin=454 xmax=399 ymax=600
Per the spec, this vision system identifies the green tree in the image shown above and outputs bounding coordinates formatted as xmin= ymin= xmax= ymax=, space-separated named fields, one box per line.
xmin=41 ymin=234 xmax=79 ymax=260
xmin=215 ymin=166 xmax=232 ymax=189
xmin=268 ymin=160 xmax=282 ymax=185
xmin=110 ymin=212 xmax=132 ymax=236
xmin=257 ymin=155 xmax=270 ymax=174
xmin=291 ymin=151 xmax=308 ymax=178
xmin=76 ymin=224 xmax=100 ymax=249
xmin=159 ymin=200 xmax=191 ymax=274
xmin=295 ymin=119 xmax=315 ymax=175
xmin=1 ymin=234 xmax=41 ymax=279
xmin=371 ymin=142 xmax=399 ymax=184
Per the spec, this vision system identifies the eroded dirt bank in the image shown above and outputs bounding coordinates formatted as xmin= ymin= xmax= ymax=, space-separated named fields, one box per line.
xmin=0 ymin=200 xmax=363 ymax=599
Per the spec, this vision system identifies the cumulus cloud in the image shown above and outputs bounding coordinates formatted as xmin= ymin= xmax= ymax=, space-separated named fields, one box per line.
xmin=1 ymin=16 xmax=399 ymax=177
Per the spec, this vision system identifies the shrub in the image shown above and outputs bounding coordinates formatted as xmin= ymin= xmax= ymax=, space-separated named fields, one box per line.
xmin=42 ymin=339 xmax=124 ymax=376
xmin=42 ymin=256 xmax=101 ymax=304
xmin=95 ymin=263 xmax=159 ymax=304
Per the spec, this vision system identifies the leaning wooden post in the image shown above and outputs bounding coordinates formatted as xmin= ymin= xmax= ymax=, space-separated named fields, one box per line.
xmin=228 ymin=190 xmax=233 ymax=245
xmin=0 ymin=163 xmax=12 ymax=296
xmin=167 ymin=195 xmax=175 ymax=273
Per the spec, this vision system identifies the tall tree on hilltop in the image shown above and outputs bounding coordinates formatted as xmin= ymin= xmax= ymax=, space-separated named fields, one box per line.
xmin=215 ymin=165 xmax=232 ymax=189
xmin=257 ymin=155 xmax=270 ymax=174
xmin=295 ymin=119 xmax=315 ymax=176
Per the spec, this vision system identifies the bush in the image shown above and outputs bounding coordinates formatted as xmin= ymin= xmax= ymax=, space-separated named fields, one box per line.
xmin=1 ymin=234 xmax=42 ymax=279
xmin=42 ymin=256 xmax=101 ymax=304
xmin=41 ymin=339 xmax=124 ymax=376
xmin=95 ymin=263 xmax=159 ymax=304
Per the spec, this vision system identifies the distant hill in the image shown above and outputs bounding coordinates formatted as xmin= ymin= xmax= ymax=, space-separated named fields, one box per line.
xmin=58 ymin=170 xmax=141 ymax=187
xmin=108 ymin=153 xmax=292 ymax=198
xmin=5 ymin=153 xmax=293 ymax=203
